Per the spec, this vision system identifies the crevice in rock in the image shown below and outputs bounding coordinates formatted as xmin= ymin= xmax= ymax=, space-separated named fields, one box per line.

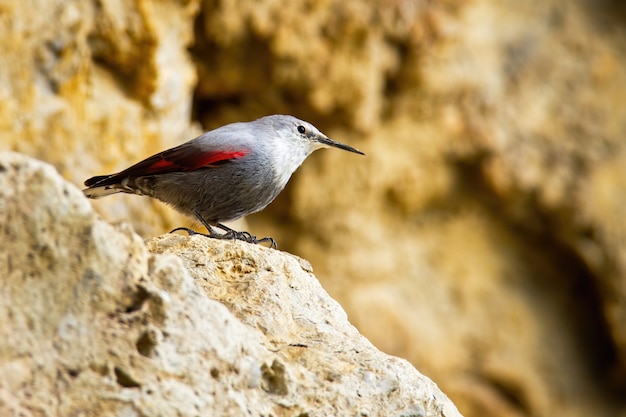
xmin=482 ymin=375 xmax=530 ymax=415
xmin=450 ymin=154 xmax=620 ymax=388
xmin=136 ymin=330 xmax=158 ymax=357
xmin=579 ymin=0 xmax=626 ymax=32
xmin=261 ymin=360 xmax=288 ymax=395
xmin=114 ymin=366 xmax=141 ymax=388
xmin=125 ymin=286 xmax=150 ymax=313
xmin=188 ymin=7 xmax=275 ymax=128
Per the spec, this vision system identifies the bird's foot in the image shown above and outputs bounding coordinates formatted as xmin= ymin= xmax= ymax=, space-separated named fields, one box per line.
xmin=169 ymin=227 xmax=276 ymax=249
xmin=222 ymin=230 xmax=277 ymax=249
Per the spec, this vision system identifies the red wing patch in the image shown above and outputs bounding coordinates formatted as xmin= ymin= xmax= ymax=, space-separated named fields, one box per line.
xmin=85 ymin=146 xmax=248 ymax=188
xmin=148 ymin=159 xmax=174 ymax=170
xmin=192 ymin=150 xmax=248 ymax=168
xmin=132 ymin=148 xmax=248 ymax=176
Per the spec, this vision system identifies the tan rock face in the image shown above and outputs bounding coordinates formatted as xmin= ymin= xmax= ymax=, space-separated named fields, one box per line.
xmin=0 ymin=152 xmax=461 ymax=416
xmin=1 ymin=0 xmax=625 ymax=416
xmin=0 ymin=0 xmax=201 ymax=236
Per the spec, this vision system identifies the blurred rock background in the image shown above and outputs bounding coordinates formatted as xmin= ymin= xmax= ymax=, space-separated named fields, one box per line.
xmin=1 ymin=0 xmax=625 ymax=416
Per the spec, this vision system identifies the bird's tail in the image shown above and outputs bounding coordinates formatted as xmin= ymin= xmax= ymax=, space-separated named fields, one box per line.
xmin=83 ymin=184 xmax=122 ymax=199
xmin=84 ymin=174 xmax=111 ymax=187
xmin=83 ymin=174 xmax=122 ymax=199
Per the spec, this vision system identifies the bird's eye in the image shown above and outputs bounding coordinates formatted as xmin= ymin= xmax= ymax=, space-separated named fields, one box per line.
xmin=297 ymin=125 xmax=306 ymax=134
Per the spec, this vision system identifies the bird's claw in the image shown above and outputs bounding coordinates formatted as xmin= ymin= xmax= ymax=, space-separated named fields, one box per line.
xmin=170 ymin=227 xmax=276 ymax=249
xmin=256 ymin=236 xmax=277 ymax=249
xmin=224 ymin=230 xmax=277 ymax=249
xmin=169 ymin=227 xmax=201 ymax=235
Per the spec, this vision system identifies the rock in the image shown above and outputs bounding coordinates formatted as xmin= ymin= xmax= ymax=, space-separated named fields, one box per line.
xmin=0 ymin=151 xmax=461 ymax=416
xmin=0 ymin=0 xmax=201 ymax=237
xmin=3 ymin=0 xmax=626 ymax=416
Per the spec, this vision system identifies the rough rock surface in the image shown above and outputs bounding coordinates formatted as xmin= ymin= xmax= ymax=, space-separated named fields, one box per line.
xmin=0 ymin=151 xmax=461 ymax=416
xmin=0 ymin=0 xmax=201 ymax=236
xmin=1 ymin=1 xmax=626 ymax=416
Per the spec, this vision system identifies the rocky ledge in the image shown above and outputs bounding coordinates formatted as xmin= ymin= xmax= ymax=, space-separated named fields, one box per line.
xmin=0 ymin=152 xmax=461 ymax=417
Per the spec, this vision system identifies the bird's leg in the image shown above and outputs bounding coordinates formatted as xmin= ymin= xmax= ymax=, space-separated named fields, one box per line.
xmin=170 ymin=209 xmax=277 ymax=249
xmin=169 ymin=209 xmax=225 ymax=238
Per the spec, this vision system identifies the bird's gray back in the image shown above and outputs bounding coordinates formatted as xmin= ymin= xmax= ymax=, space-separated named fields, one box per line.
xmin=147 ymin=122 xmax=292 ymax=223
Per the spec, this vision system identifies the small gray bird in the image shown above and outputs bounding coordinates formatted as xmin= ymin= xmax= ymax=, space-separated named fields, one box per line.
xmin=83 ymin=115 xmax=364 ymax=248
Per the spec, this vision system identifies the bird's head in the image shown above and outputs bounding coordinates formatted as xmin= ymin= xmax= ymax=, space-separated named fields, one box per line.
xmin=260 ymin=115 xmax=365 ymax=157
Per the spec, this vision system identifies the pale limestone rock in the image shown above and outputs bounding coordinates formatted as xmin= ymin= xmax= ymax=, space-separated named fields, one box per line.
xmin=2 ymin=0 xmax=626 ymax=416
xmin=0 ymin=151 xmax=461 ymax=416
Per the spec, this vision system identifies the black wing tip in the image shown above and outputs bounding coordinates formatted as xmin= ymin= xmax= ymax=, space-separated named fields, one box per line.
xmin=84 ymin=175 xmax=111 ymax=187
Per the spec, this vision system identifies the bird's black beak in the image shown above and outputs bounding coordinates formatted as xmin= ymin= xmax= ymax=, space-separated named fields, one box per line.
xmin=317 ymin=135 xmax=365 ymax=155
